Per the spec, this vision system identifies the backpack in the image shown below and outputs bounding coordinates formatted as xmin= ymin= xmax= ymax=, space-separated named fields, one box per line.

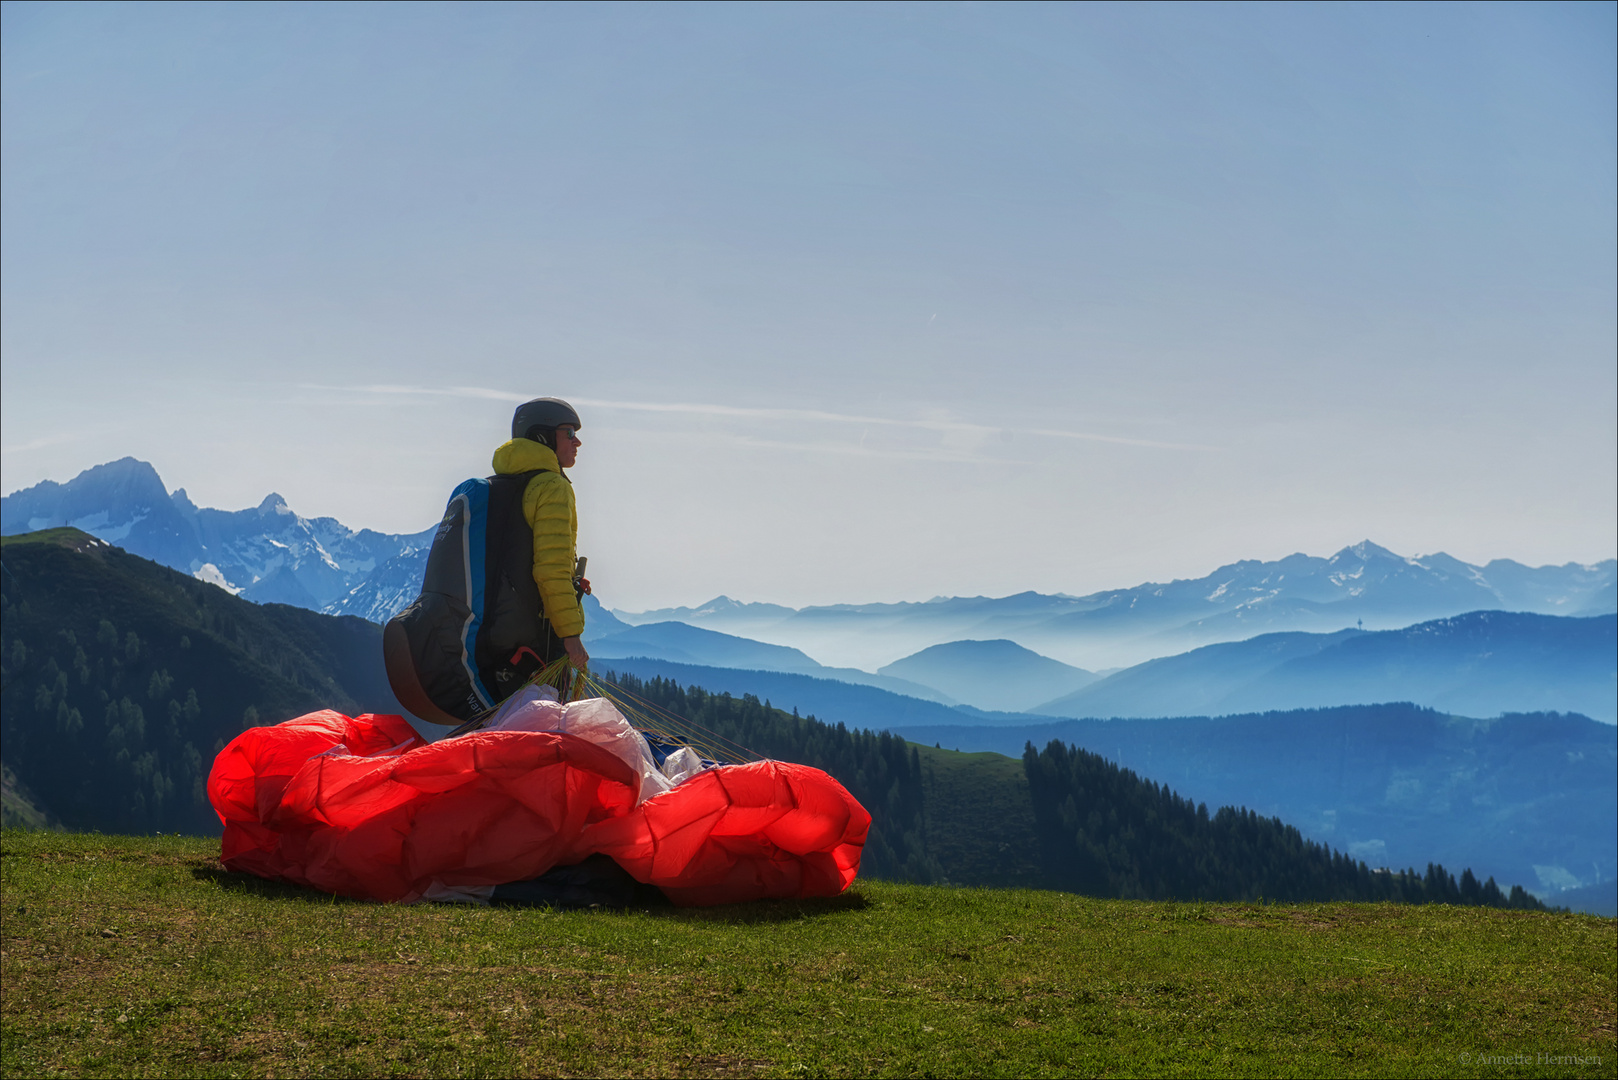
xmin=384 ymin=470 xmax=559 ymax=724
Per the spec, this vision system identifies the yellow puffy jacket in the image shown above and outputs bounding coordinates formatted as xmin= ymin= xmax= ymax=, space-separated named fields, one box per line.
xmin=490 ymin=438 xmax=585 ymax=640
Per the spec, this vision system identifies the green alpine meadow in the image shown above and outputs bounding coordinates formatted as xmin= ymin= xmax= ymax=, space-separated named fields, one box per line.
xmin=2 ymin=829 xmax=1612 ymax=1080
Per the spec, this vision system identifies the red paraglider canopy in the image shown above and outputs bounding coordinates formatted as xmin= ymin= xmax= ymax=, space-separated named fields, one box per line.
xmin=208 ymin=709 xmax=870 ymax=906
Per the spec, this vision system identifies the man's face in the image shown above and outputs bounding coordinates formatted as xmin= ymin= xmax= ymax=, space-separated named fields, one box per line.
xmin=555 ymin=426 xmax=581 ymax=468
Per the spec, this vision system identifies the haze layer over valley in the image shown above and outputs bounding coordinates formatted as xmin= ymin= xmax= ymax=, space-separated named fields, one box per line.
xmin=607 ymin=547 xmax=1615 ymax=671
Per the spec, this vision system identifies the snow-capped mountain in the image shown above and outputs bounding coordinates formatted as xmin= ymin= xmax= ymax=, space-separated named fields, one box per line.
xmin=1 ymin=458 xmax=434 ymax=611
xmin=322 ymin=554 xmax=638 ymax=630
xmin=322 ymin=547 xmax=432 ymax=623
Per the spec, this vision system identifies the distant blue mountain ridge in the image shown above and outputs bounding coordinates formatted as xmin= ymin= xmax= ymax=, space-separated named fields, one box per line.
xmin=877 ymin=639 xmax=1097 ymax=712
xmin=1031 ymin=611 xmax=1616 ymax=722
xmin=608 ymin=543 xmax=1616 ymax=671
xmin=587 ymin=621 xmax=963 ymax=705
xmin=595 ymin=611 xmax=1615 ymax=725
xmin=595 ymin=657 xmax=980 ymax=732
xmin=5 ymin=457 xmax=1614 ymax=704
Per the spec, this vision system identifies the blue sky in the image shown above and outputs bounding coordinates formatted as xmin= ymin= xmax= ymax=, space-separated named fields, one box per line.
xmin=3 ymin=2 xmax=1613 ymax=608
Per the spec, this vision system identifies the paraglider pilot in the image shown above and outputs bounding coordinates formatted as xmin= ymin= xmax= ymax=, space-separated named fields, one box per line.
xmin=384 ymin=397 xmax=592 ymax=726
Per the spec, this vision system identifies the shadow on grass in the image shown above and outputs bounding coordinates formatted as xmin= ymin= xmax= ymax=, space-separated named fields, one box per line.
xmin=646 ymin=890 xmax=871 ymax=925
xmin=190 ymin=863 xmax=359 ymax=904
xmin=192 ymin=860 xmax=872 ymax=921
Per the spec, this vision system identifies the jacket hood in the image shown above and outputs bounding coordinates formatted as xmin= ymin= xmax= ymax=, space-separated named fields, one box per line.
xmin=492 ymin=438 xmax=560 ymax=476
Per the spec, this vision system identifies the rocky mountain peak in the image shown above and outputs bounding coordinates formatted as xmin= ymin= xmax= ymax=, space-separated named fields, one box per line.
xmin=256 ymin=493 xmax=292 ymax=516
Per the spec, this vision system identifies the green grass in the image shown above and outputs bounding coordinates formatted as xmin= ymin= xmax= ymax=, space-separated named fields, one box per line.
xmin=2 ymin=831 xmax=1612 ymax=1078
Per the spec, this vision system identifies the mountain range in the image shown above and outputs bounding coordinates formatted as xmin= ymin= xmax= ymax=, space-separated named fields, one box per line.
xmin=5 ymin=457 xmax=1615 ymax=723
xmin=8 ymin=459 xmax=1615 ymax=675
xmin=1031 ymin=611 xmax=1617 ymax=723
xmin=0 ymin=458 xmax=434 ymax=612
xmin=611 ymin=546 xmax=1616 ymax=670
xmin=593 ymin=610 xmax=1616 ymax=726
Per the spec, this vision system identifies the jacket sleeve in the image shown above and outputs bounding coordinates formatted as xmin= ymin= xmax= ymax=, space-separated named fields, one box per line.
xmin=523 ymin=473 xmax=586 ymax=639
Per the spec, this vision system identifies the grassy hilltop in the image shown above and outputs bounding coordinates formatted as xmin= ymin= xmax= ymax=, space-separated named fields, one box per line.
xmin=3 ymin=830 xmax=1613 ymax=1079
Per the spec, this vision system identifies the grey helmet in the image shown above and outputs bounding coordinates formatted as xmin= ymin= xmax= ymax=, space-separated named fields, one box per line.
xmin=512 ymin=398 xmax=582 ymax=443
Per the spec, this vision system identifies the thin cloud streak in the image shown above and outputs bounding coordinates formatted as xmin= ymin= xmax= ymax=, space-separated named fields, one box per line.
xmin=306 ymin=384 xmax=1215 ymax=452
xmin=0 ymin=433 xmax=78 ymax=455
xmin=673 ymin=431 xmax=1043 ymax=465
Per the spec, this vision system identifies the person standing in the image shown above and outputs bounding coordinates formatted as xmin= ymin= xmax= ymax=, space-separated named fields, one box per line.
xmin=384 ymin=397 xmax=592 ymax=725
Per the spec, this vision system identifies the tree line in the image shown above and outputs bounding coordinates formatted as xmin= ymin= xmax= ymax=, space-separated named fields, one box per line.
xmin=1023 ymin=738 xmax=1545 ymax=909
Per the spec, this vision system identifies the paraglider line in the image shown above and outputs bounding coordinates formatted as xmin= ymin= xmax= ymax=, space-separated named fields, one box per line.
xmin=579 ymin=670 xmax=761 ymax=765
xmin=440 ymin=657 xmax=761 ymax=764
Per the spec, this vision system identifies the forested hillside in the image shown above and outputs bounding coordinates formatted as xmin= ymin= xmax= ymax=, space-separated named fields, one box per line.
xmin=893 ymin=704 xmax=1617 ymax=896
xmin=0 ymin=529 xmax=402 ymax=834
xmin=605 ymin=673 xmax=1545 ymax=910
xmin=1023 ymin=740 xmax=1544 ymax=908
